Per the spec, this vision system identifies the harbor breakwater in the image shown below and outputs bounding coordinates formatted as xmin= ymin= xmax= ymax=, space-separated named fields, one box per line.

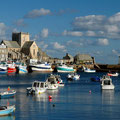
xmin=94 ymin=64 xmax=120 ymax=72
xmin=75 ymin=64 xmax=120 ymax=72
xmin=56 ymin=64 xmax=120 ymax=72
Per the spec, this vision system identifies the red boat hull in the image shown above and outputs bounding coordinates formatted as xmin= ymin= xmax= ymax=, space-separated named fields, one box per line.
xmin=7 ymin=67 xmax=16 ymax=73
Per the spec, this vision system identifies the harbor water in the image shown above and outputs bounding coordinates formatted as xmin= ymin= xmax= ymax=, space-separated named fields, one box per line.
xmin=0 ymin=72 xmax=120 ymax=120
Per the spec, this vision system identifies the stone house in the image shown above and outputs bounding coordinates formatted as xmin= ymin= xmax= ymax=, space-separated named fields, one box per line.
xmin=0 ymin=43 xmax=8 ymax=61
xmin=74 ymin=53 xmax=94 ymax=64
xmin=1 ymin=40 xmax=21 ymax=60
xmin=63 ymin=53 xmax=74 ymax=64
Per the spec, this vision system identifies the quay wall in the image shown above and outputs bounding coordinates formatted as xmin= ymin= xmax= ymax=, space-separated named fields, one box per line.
xmin=52 ymin=64 xmax=120 ymax=72
xmin=94 ymin=64 xmax=120 ymax=72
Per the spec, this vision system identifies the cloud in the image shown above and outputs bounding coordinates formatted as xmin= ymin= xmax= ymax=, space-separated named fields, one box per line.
xmin=41 ymin=28 xmax=49 ymax=38
xmin=55 ymin=9 xmax=79 ymax=16
xmin=72 ymin=15 xmax=106 ymax=31
xmin=43 ymin=44 xmax=48 ymax=50
xmin=97 ymin=38 xmax=109 ymax=46
xmin=13 ymin=19 xmax=27 ymax=27
xmin=85 ymin=31 xmax=96 ymax=36
xmin=109 ymin=12 xmax=120 ymax=23
xmin=53 ymin=42 xmax=65 ymax=49
xmin=0 ymin=23 xmax=7 ymax=35
xmin=63 ymin=30 xmax=83 ymax=36
xmin=105 ymin=24 xmax=119 ymax=33
xmin=0 ymin=23 xmax=7 ymax=40
xmin=63 ymin=12 xmax=120 ymax=39
xmin=67 ymin=40 xmax=83 ymax=47
xmin=112 ymin=49 xmax=120 ymax=56
xmin=24 ymin=8 xmax=51 ymax=18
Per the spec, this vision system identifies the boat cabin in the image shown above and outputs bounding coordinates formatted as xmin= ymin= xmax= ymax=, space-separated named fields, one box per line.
xmin=46 ymin=74 xmax=57 ymax=84
xmin=101 ymin=75 xmax=112 ymax=85
xmin=32 ymin=81 xmax=48 ymax=88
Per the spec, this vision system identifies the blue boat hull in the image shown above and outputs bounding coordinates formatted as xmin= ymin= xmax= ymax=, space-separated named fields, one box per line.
xmin=0 ymin=91 xmax=16 ymax=99
xmin=0 ymin=105 xmax=15 ymax=116
xmin=0 ymin=93 xmax=15 ymax=99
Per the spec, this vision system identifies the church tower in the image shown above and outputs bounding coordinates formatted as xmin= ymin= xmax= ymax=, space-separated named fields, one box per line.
xmin=12 ymin=32 xmax=30 ymax=47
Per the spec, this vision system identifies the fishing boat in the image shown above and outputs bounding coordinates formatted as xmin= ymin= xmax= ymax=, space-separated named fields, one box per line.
xmin=27 ymin=81 xmax=48 ymax=94
xmin=29 ymin=62 xmax=53 ymax=72
xmin=0 ymin=64 xmax=7 ymax=74
xmin=18 ymin=65 xmax=28 ymax=74
xmin=67 ymin=73 xmax=80 ymax=80
xmin=46 ymin=74 xmax=59 ymax=90
xmin=0 ymin=90 xmax=16 ymax=99
xmin=7 ymin=66 xmax=16 ymax=74
xmin=7 ymin=63 xmax=16 ymax=74
xmin=57 ymin=64 xmax=76 ymax=73
xmin=107 ymin=72 xmax=119 ymax=77
xmin=0 ymin=105 xmax=15 ymax=116
xmin=101 ymin=75 xmax=115 ymax=90
xmin=83 ymin=66 xmax=96 ymax=73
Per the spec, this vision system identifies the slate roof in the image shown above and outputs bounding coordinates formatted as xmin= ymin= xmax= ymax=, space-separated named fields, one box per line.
xmin=2 ymin=40 xmax=20 ymax=48
xmin=74 ymin=54 xmax=93 ymax=61
xmin=22 ymin=41 xmax=34 ymax=48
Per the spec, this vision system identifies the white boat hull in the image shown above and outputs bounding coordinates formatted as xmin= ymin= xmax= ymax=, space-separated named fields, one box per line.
xmin=102 ymin=85 xmax=115 ymax=90
xmin=35 ymin=88 xmax=46 ymax=94
xmin=107 ymin=73 xmax=119 ymax=77
xmin=32 ymin=67 xmax=53 ymax=72
xmin=47 ymin=84 xmax=58 ymax=90
xmin=84 ymin=70 xmax=96 ymax=73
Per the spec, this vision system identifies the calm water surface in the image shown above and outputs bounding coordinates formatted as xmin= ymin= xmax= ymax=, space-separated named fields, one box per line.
xmin=0 ymin=72 xmax=120 ymax=120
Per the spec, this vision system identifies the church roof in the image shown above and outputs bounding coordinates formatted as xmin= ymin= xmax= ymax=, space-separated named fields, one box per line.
xmin=2 ymin=40 xmax=20 ymax=48
xmin=22 ymin=41 xmax=34 ymax=48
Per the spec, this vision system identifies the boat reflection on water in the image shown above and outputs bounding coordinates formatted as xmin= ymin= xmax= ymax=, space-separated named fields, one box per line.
xmin=33 ymin=92 xmax=48 ymax=102
xmin=33 ymin=89 xmax=59 ymax=102
xmin=47 ymin=89 xmax=59 ymax=95
xmin=102 ymin=90 xmax=114 ymax=105
xmin=0 ymin=115 xmax=15 ymax=120
xmin=7 ymin=73 xmax=16 ymax=76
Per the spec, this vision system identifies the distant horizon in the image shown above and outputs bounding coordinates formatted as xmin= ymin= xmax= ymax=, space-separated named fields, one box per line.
xmin=0 ymin=0 xmax=120 ymax=64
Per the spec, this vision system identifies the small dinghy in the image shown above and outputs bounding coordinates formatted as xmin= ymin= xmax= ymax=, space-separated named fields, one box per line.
xmin=83 ymin=66 xmax=96 ymax=73
xmin=67 ymin=73 xmax=80 ymax=81
xmin=0 ymin=90 xmax=16 ymax=99
xmin=0 ymin=105 xmax=15 ymax=116
xmin=107 ymin=72 xmax=119 ymax=77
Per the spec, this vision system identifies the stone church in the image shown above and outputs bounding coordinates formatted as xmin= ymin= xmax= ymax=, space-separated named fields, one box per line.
xmin=0 ymin=32 xmax=49 ymax=62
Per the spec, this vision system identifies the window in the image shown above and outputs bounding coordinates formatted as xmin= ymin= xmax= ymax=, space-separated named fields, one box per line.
xmin=33 ymin=49 xmax=35 ymax=56
xmin=2 ymin=54 xmax=4 ymax=58
xmin=33 ymin=45 xmax=36 ymax=48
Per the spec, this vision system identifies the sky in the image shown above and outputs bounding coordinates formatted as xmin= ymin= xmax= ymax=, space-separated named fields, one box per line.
xmin=0 ymin=0 xmax=120 ymax=64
